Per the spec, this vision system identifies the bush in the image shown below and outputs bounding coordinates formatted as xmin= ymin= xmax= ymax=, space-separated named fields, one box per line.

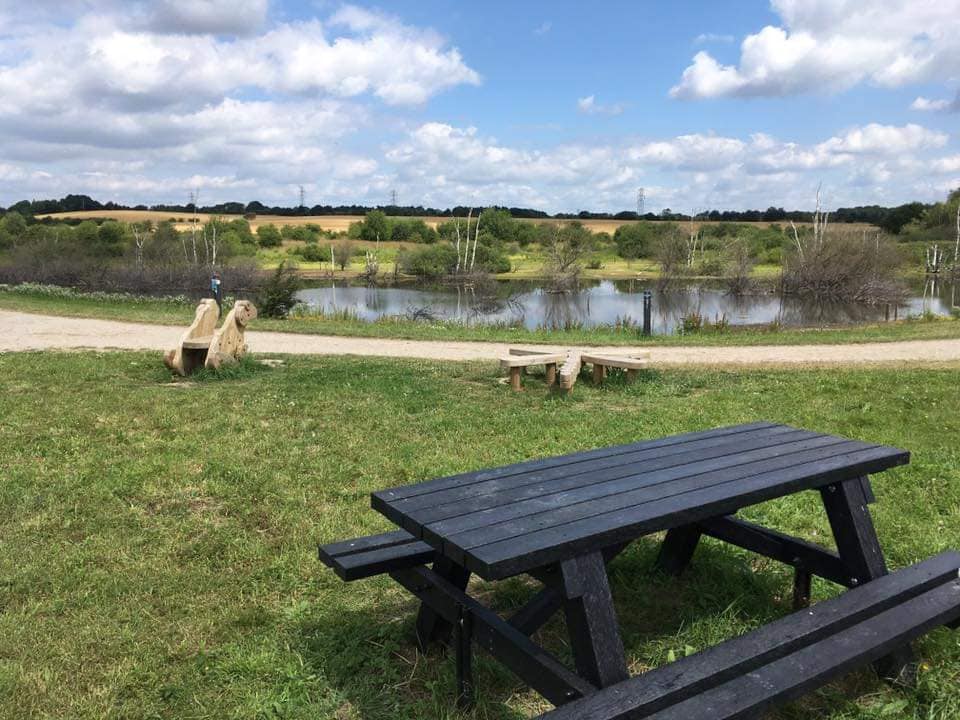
xmin=293 ymin=244 xmax=327 ymax=262
xmin=781 ymin=231 xmax=904 ymax=303
xmin=398 ymin=244 xmax=457 ymax=278
xmin=614 ymin=222 xmax=678 ymax=260
xmin=257 ymin=225 xmax=282 ymax=248
xmin=257 ymin=261 xmax=301 ymax=318
xmin=332 ymin=242 xmax=354 ymax=270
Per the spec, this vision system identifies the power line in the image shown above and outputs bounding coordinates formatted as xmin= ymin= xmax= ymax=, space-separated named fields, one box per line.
xmin=636 ymin=188 xmax=645 ymax=216
xmin=298 ymin=185 xmax=306 ymax=209
xmin=389 ymin=189 xmax=398 ymax=206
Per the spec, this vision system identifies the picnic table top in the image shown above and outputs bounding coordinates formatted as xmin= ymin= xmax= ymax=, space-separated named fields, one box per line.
xmin=372 ymin=421 xmax=909 ymax=580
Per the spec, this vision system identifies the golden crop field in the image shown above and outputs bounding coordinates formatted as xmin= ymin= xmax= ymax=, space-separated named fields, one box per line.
xmin=35 ymin=209 xmax=877 ymax=234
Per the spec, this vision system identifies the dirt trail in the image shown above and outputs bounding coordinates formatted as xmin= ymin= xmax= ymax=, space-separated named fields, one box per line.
xmin=2 ymin=309 xmax=960 ymax=366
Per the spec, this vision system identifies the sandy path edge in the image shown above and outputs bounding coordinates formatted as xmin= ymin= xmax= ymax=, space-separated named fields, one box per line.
xmin=2 ymin=309 xmax=960 ymax=366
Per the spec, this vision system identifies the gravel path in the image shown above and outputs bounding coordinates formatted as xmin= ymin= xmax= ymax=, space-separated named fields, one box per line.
xmin=2 ymin=309 xmax=960 ymax=366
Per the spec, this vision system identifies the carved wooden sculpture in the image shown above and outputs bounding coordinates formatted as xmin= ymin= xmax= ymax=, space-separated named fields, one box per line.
xmin=163 ymin=299 xmax=220 ymax=376
xmin=206 ymin=300 xmax=257 ymax=370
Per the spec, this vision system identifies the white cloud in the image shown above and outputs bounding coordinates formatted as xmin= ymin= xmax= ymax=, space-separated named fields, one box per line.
xmin=911 ymin=93 xmax=959 ymax=112
xmin=694 ymin=33 xmax=735 ymax=44
xmin=0 ymin=3 xmax=481 ymax=206
xmin=933 ymin=155 xmax=960 ymax=174
xmin=381 ymin=121 xmax=955 ymax=212
xmin=148 ymin=0 xmax=269 ymax=35
xmin=533 ymin=21 xmax=552 ymax=36
xmin=672 ymin=1 xmax=960 ymax=99
xmin=577 ymin=95 xmax=624 ymax=116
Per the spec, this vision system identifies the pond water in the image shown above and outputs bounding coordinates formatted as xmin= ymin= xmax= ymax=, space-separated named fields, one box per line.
xmin=295 ymin=277 xmax=958 ymax=335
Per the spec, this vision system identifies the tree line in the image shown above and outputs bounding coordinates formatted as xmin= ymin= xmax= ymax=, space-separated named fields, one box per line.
xmin=3 ymin=193 xmax=938 ymax=230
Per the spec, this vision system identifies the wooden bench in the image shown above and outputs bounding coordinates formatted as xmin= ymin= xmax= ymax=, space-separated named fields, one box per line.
xmin=501 ymin=348 xmax=652 ymax=392
xmin=318 ymin=529 xmax=437 ymax=581
xmin=499 ymin=349 xmax=568 ymax=391
xmin=581 ymin=352 xmax=650 ymax=385
xmin=537 ymin=550 xmax=960 ymax=719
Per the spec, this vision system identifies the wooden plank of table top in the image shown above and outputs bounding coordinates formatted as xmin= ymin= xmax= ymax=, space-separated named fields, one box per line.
xmin=465 ymin=445 xmax=908 ymax=578
xmin=402 ymin=425 xmax=806 ymax=519
xmin=407 ymin=427 xmax=816 ymax=532
xmin=444 ymin=437 xmax=863 ymax=553
xmin=372 ymin=422 xmax=778 ymax=507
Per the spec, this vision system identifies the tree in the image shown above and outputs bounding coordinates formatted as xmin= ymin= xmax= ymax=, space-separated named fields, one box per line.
xmin=257 ymin=261 xmax=301 ymax=318
xmin=333 ymin=241 xmax=354 ymax=270
xmin=360 ymin=210 xmax=389 ymax=242
xmin=256 ymin=224 xmax=282 ymax=248
xmin=613 ymin=223 xmax=651 ymax=260
xmin=542 ymin=222 xmax=595 ymax=290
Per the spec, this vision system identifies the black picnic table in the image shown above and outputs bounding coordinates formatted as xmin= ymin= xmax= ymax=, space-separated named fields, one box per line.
xmin=319 ymin=422 xmax=960 ymax=718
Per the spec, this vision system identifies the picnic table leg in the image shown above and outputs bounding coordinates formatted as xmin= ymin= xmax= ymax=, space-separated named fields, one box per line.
xmin=415 ymin=556 xmax=470 ymax=652
xmin=655 ymin=525 xmax=702 ymax=576
xmin=820 ymin=475 xmax=916 ymax=683
xmin=455 ymin=608 xmax=474 ymax=709
xmin=559 ymin=552 xmax=629 ymax=688
xmin=792 ymin=567 xmax=812 ymax=610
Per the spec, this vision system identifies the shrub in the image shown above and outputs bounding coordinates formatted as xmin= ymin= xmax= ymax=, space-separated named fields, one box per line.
xmin=256 ymin=224 xmax=282 ymax=248
xmin=257 ymin=261 xmax=301 ymax=318
xmin=293 ymin=244 xmax=327 ymax=262
xmin=398 ymin=244 xmax=457 ymax=278
xmin=781 ymin=231 xmax=904 ymax=303
xmin=723 ymin=239 xmax=755 ymax=295
xmin=332 ymin=241 xmax=354 ymax=270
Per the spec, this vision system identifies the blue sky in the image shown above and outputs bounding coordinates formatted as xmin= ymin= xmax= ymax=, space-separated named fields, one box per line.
xmin=0 ymin=0 xmax=957 ymax=212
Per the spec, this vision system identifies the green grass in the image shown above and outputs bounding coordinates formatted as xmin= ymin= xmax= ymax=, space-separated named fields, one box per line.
xmin=3 ymin=284 xmax=960 ymax=347
xmin=0 ymin=352 xmax=958 ymax=719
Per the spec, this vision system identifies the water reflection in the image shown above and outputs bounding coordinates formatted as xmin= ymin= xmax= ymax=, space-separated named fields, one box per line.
xmin=295 ymin=278 xmax=956 ymax=335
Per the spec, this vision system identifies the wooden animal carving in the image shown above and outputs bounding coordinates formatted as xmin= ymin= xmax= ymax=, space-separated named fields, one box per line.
xmin=163 ymin=299 xmax=219 ymax=376
xmin=206 ymin=300 xmax=257 ymax=369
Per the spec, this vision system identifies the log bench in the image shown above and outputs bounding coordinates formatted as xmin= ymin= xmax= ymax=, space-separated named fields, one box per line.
xmin=582 ymin=352 xmax=651 ymax=385
xmin=499 ymin=349 xmax=567 ymax=391
xmin=501 ymin=348 xmax=652 ymax=392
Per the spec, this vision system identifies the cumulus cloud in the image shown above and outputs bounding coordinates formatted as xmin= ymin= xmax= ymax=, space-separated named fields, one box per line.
xmin=911 ymin=93 xmax=959 ymax=112
xmin=0 ymin=3 xmax=480 ymax=206
xmin=671 ymin=1 xmax=960 ymax=99
xmin=148 ymin=0 xmax=269 ymax=35
xmin=378 ymin=121 xmax=957 ymax=211
xmin=577 ymin=95 xmax=624 ymax=116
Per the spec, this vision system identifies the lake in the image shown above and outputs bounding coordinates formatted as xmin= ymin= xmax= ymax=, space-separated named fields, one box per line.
xmin=295 ymin=277 xmax=958 ymax=335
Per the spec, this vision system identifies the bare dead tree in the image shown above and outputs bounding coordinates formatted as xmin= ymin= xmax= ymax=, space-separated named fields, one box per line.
xmin=189 ymin=189 xmax=200 ymax=266
xmin=203 ymin=219 xmax=218 ymax=267
xmin=463 ymin=208 xmax=472 ymax=273
xmin=454 ymin=216 xmax=463 ymax=274
xmin=812 ymin=183 xmax=829 ymax=250
xmin=132 ymin=224 xmax=147 ymax=268
xmin=953 ymin=202 xmax=959 ymax=270
xmin=686 ymin=208 xmax=702 ymax=268
xmin=927 ymin=243 xmax=943 ymax=274
xmin=470 ymin=208 xmax=482 ymax=271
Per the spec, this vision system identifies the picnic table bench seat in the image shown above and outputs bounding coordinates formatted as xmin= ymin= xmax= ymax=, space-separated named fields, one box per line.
xmin=537 ymin=550 xmax=960 ymax=719
xmin=318 ymin=529 xmax=437 ymax=581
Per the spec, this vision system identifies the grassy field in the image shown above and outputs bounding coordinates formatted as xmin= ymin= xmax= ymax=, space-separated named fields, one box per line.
xmin=2 ymin=284 xmax=960 ymax=347
xmin=36 ymin=209 xmax=879 ymax=236
xmin=0 ymin=352 xmax=957 ymax=719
